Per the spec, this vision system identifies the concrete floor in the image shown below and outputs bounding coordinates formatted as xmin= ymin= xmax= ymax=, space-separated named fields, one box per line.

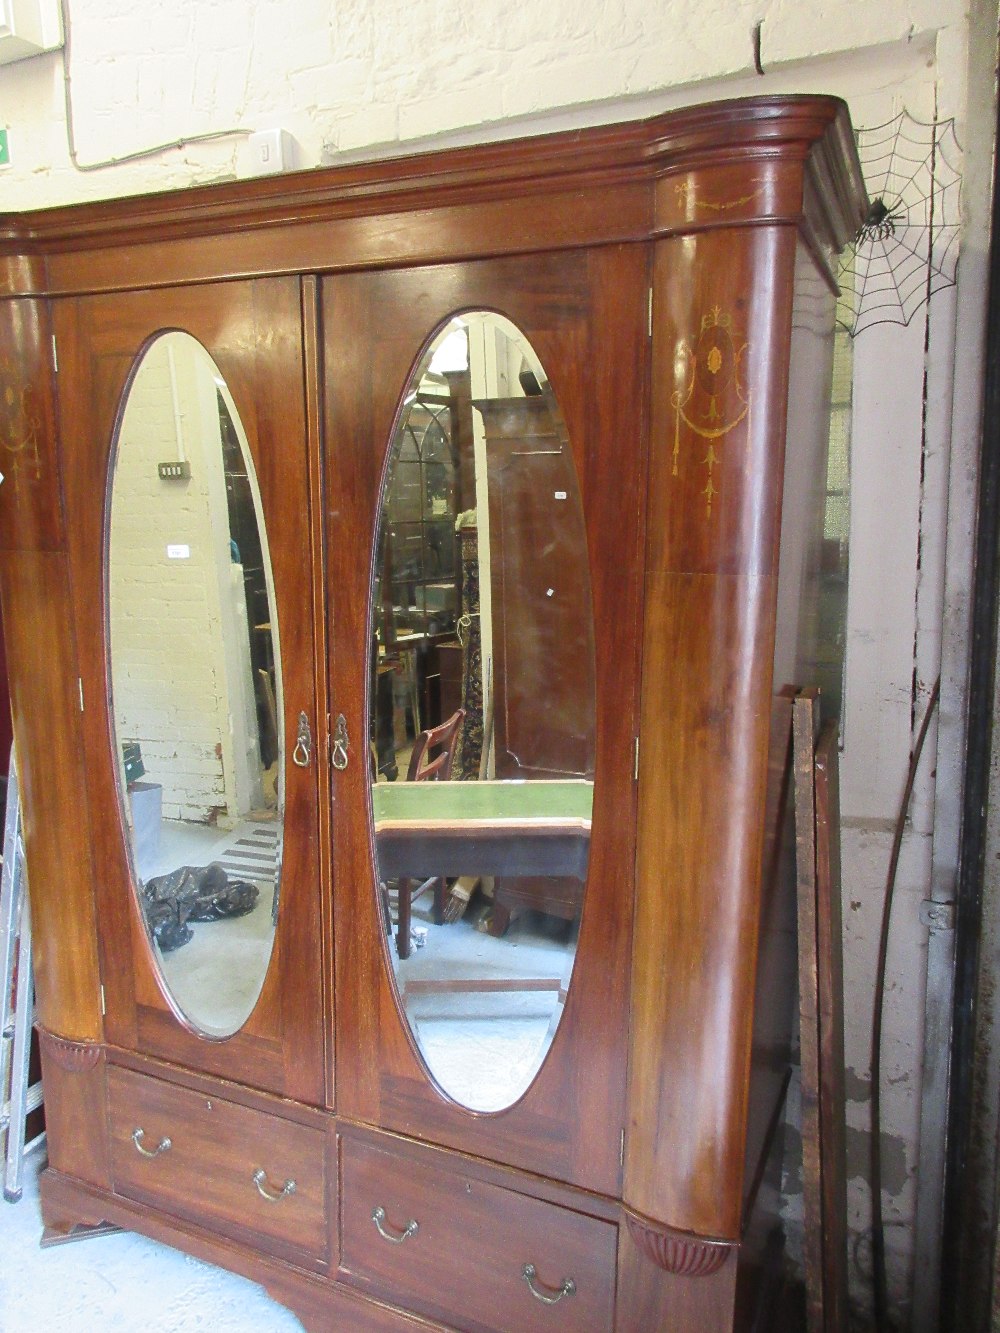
xmin=1 ymin=1142 xmax=303 ymax=1331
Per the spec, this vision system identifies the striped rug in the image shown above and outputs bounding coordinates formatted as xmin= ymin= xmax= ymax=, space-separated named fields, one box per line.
xmin=213 ymin=822 xmax=281 ymax=891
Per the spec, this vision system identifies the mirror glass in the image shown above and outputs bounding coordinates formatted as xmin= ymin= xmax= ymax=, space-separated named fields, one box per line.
xmin=108 ymin=332 xmax=282 ymax=1038
xmin=369 ymin=313 xmax=596 ymax=1111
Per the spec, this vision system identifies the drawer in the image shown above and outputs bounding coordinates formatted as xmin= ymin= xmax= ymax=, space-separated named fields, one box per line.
xmin=340 ymin=1138 xmax=617 ymax=1332
xmin=108 ymin=1066 xmax=328 ymax=1260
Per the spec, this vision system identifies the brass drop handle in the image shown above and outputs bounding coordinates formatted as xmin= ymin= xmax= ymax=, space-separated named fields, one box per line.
xmin=292 ymin=711 xmax=312 ymax=767
xmin=253 ymin=1168 xmax=296 ymax=1202
xmin=332 ymin=713 xmax=350 ymax=771
xmin=522 ymin=1263 xmax=576 ymax=1305
xmin=372 ymin=1205 xmax=418 ymax=1244
xmin=131 ymin=1128 xmax=172 ymax=1158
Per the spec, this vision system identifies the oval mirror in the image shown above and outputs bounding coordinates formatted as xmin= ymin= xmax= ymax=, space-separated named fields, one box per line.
xmin=369 ymin=313 xmax=596 ymax=1111
xmin=108 ymin=332 xmax=282 ymax=1038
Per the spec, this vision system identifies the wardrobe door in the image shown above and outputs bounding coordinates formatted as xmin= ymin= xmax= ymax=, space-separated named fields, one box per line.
xmin=325 ymin=247 xmax=647 ymax=1193
xmin=55 ymin=279 xmax=326 ymax=1105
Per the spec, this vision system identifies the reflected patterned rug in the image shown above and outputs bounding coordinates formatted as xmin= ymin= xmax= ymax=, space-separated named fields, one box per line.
xmin=212 ymin=822 xmax=280 ymax=891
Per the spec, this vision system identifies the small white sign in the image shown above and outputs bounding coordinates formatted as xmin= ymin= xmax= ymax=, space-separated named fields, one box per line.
xmin=167 ymin=544 xmax=190 ymax=560
xmin=554 ymin=491 xmax=567 ymax=500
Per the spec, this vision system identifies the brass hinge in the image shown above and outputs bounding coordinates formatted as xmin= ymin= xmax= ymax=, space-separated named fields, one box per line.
xmin=51 ymin=335 xmax=58 ymax=373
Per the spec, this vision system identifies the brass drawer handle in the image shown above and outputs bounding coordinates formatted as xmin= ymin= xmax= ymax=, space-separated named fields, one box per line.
xmin=522 ymin=1263 xmax=576 ymax=1306
xmin=253 ymin=1168 xmax=296 ymax=1202
xmin=372 ymin=1205 xmax=418 ymax=1244
xmin=131 ymin=1128 xmax=172 ymax=1158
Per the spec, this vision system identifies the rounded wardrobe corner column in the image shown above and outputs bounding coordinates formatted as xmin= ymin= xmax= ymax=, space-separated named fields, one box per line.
xmin=0 ymin=292 xmax=104 ymax=1045
xmin=625 ymin=96 xmax=866 ymax=1253
xmin=0 ymin=94 xmax=866 ymax=1333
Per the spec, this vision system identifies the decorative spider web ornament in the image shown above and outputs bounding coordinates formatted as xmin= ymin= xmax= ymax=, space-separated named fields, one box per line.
xmin=838 ymin=110 xmax=962 ymax=337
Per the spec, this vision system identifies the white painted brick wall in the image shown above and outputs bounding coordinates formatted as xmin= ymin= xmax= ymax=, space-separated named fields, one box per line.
xmin=109 ymin=336 xmax=234 ymax=827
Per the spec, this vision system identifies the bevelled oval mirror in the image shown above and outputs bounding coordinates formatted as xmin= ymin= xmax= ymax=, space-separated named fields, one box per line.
xmin=108 ymin=332 xmax=283 ymax=1039
xmin=369 ymin=312 xmax=596 ymax=1111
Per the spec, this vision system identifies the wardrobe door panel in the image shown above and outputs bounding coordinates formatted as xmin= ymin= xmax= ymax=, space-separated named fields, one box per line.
xmin=54 ymin=279 xmax=325 ymax=1104
xmin=325 ymin=247 xmax=647 ymax=1193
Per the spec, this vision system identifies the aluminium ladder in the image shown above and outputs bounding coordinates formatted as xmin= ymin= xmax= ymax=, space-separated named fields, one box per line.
xmin=1 ymin=745 xmax=43 ymax=1202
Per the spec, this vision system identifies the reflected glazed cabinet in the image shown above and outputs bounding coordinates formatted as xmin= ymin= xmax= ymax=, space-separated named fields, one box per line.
xmin=0 ymin=96 xmax=865 ymax=1330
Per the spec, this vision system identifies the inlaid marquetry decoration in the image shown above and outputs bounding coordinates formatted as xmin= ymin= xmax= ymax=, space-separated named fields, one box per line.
xmin=0 ymin=352 xmax=43 ymax=489
xmin=671 ymin=305 xmax=751 ymax=518
xmin=674 ymin=180 xmax=760 ymax=214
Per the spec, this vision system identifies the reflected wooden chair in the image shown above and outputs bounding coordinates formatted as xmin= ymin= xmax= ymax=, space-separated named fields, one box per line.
xmin=396 ymin=708 xmax=465 ymax=960
xmin=256 ymin=668 xmax=280 ymax=770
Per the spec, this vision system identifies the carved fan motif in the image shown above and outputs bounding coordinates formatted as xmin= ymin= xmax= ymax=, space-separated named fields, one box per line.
xmin=625 ymin=1212 xmax=733 ymax=1277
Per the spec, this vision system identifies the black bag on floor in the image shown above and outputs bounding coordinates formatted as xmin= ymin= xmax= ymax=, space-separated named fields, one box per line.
xmin=141 ymin=863 xmax=260 ymax=952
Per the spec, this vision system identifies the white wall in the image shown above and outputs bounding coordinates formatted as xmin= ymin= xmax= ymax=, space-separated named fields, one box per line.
xmin=3 ymin=1 xmax=994 ymax=1325
xmin=109 ymin=334 xmax=256 ymax=828
xmin=0 ymin=1 xmax=970 ymax=208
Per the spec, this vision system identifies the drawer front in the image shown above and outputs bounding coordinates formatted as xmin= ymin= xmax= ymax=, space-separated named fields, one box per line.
xmin=340 ymin=1138 xmax=617 ymax=1332
xmin=108 ymin=1066 xmax=327 ymax=1259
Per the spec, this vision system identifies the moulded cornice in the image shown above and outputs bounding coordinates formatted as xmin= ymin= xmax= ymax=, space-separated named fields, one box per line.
xmin=0 ymin=95 xmax=866 ymax=299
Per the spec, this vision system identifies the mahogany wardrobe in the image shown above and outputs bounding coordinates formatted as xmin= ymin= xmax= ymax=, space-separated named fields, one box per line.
xmin=0 ymin=94 xmax=865 ymax=1330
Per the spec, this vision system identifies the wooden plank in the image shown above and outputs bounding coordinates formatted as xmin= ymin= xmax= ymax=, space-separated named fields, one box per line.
xmin=814 ymin=717 xmax=849 ymax=1331
xmin=793 ymin=690 xmax=848 ymax=1332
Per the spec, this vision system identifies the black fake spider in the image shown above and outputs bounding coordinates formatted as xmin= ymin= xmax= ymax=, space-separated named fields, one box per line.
xmin=856 ymin=196 xmax=906 ymax=244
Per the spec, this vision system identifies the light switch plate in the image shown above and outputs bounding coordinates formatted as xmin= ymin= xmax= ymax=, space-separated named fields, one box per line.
xmin=245 ymin=129 xmax=299 ymax=177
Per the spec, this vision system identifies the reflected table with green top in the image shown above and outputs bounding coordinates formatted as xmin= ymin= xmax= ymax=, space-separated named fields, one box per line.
xmin=372 ymin=779 xmax=593 ymax=957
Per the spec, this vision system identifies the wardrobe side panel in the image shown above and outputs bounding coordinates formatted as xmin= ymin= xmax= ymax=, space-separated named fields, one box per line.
xmin=741 ymin=239 xmax=839 ymax=1214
